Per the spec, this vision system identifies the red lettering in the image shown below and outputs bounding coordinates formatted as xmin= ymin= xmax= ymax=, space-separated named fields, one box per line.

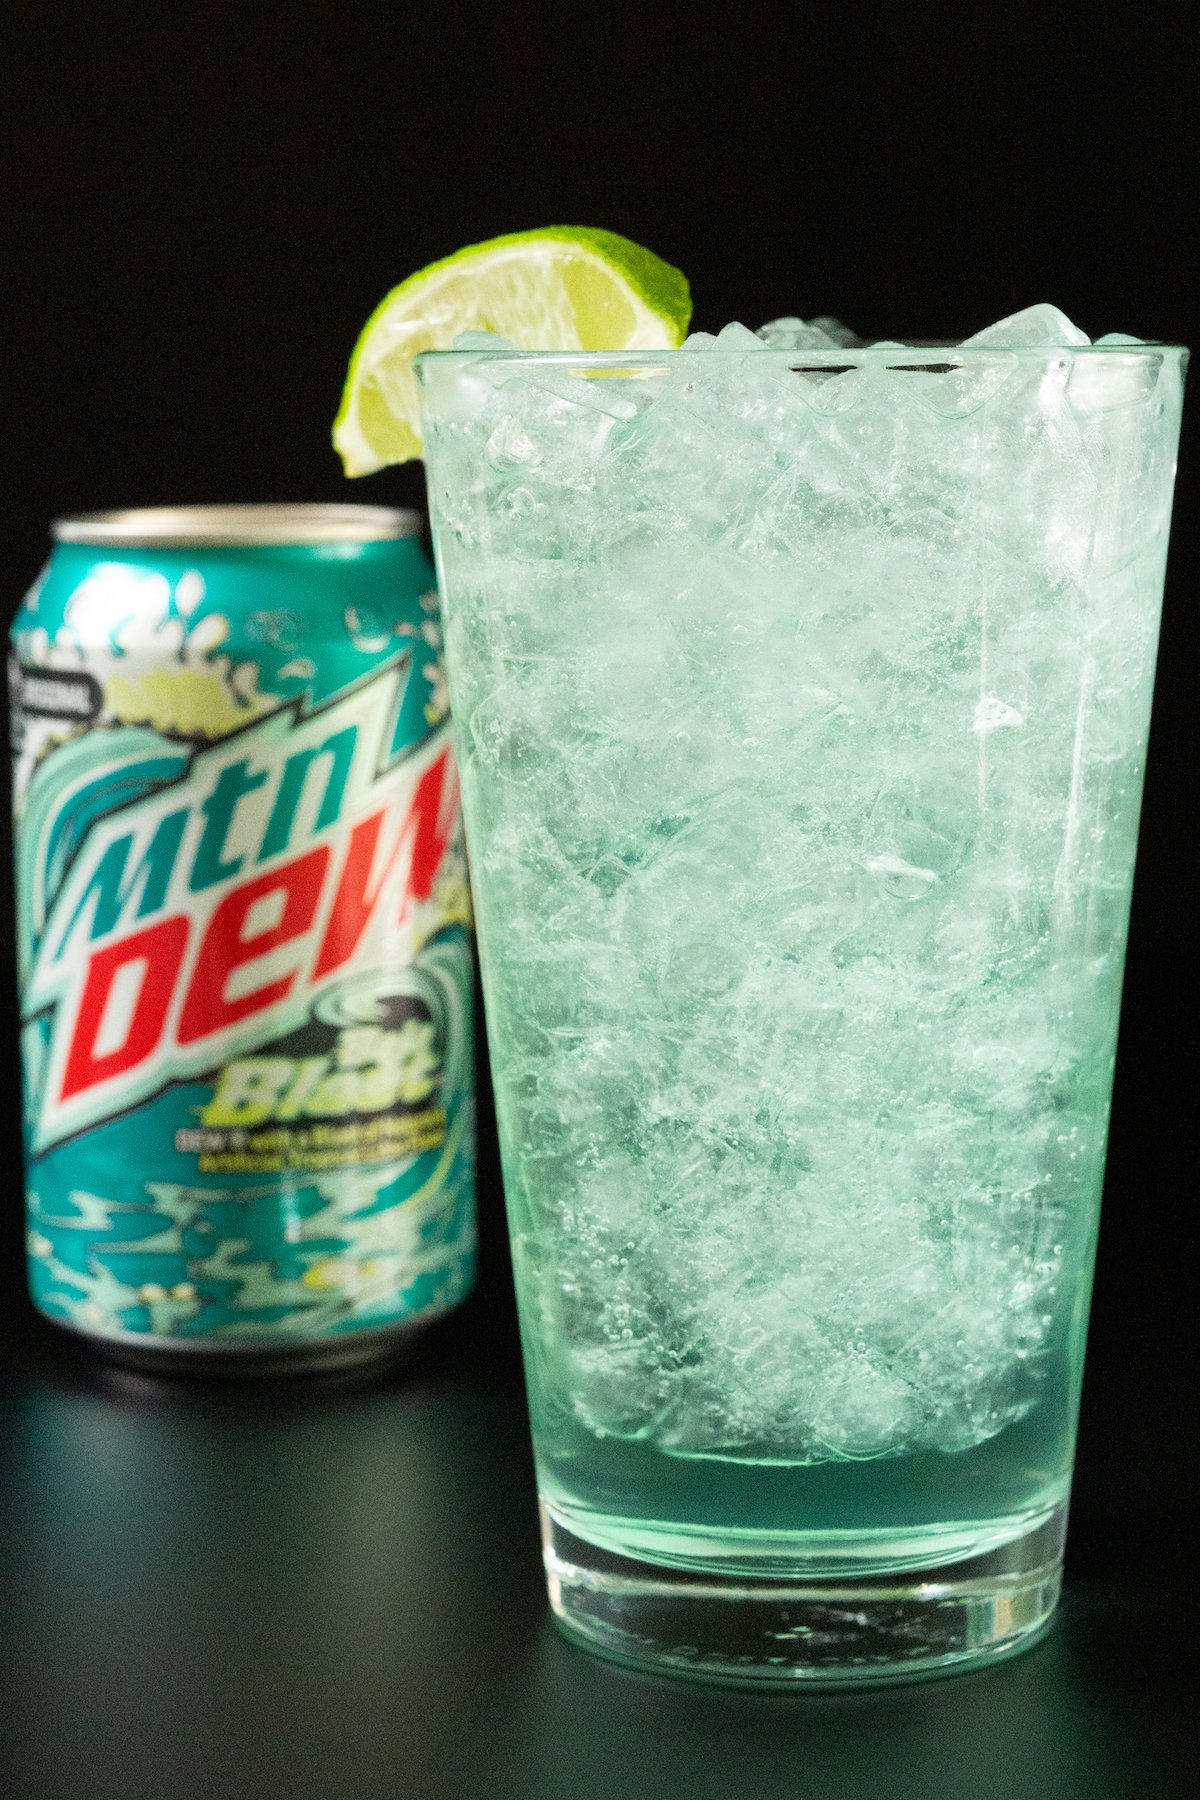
xmin=60 ymin=915 xmax=190 ymax=1101
xmin=177 ymin=846 xmax=329 ymax=1045
xmin=313 ymin=749 xmax=457 ymax=980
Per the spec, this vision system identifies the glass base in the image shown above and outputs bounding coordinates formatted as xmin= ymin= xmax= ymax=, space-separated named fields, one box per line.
xmin=540 ymin=1499 xmax=1067 ymax=1687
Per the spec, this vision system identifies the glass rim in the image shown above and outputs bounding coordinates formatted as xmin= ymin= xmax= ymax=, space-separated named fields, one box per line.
xmin=416 ymin=342 xmax=1188 ymax=373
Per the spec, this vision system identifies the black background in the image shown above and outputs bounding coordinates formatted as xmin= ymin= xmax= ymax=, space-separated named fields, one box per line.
xmin=0 ymin=5 xmax=1196 ymax=1796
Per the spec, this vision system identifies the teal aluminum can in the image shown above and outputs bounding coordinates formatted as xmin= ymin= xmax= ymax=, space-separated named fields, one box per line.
xmin=10 ymin=505 xmax=475 ymax=1372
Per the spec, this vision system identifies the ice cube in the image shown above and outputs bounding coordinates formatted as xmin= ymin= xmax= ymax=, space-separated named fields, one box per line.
xmin=522 ymin=365 xmax=638 ymax=421
xmin=809 ymin=317 xmax=863 ymax=347
xmin=681 ymin=322 xmax=769 ymax=354
xmin=973 ymin=696 xmax=1026 ymax=733
xmin=451 ymin=329 xmax=516 ymax=351
xmin=862 ymin=854 xmax=940 ymax=901
xmin=963 ymin=304 xmax=1091 ymax=349
xmin=901 ymin=354 xmax=1018 ymax=419
xmin=1069 ymin=344 xmax=1162 ymax=416
xmin=810 ymin=1355 xmax=917 ymax=1458
xmin=713 ymin=320 xmax=769 ymax=351
xmin=757 ymin=316 xmax=851 ymax=350
xmin=568 ymin=1338 xmax=672 ymax=1438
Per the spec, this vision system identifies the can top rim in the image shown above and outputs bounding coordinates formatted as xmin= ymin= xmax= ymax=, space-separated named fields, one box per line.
xmin=52 ymin=504 xmax=422 ymax=547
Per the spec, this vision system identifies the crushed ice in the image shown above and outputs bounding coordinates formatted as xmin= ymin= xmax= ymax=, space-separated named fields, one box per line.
xmin=419 ymin=301 xmax=1180 ymax=1468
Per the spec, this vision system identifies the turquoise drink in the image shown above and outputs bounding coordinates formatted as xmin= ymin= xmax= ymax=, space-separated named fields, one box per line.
xmin=418 ymin=328 xmax=1186 ymax=1681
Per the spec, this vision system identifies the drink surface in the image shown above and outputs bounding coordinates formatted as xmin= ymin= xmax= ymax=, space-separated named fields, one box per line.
xmin=420 ymin=343 xmax=1185 ymax=1568
xmin=12 ymin=507 xmax=475 ymax=1354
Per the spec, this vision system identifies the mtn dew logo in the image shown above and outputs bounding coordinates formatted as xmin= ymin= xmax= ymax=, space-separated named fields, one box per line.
xmin=26 ymin=659 xmax=457 ymax=1151
xmin=13 ymin=515 xmax=475 ymax=1355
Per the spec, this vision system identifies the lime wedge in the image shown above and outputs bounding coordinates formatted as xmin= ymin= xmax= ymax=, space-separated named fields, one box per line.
xmin=333 ymin=227 xmax=692 ymax=473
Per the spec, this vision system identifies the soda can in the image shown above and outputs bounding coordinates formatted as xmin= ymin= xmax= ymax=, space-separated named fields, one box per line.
xmin=10 ymin=504 xmax=475 ymax=1373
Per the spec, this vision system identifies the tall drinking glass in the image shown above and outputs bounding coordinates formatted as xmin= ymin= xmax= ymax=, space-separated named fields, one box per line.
xmin=418 ymin=341 xmax=1186 ymax=1684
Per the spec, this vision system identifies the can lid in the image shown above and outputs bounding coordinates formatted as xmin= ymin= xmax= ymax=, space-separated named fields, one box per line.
xmin=52 ymin=504 xmax=422 ymax=547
